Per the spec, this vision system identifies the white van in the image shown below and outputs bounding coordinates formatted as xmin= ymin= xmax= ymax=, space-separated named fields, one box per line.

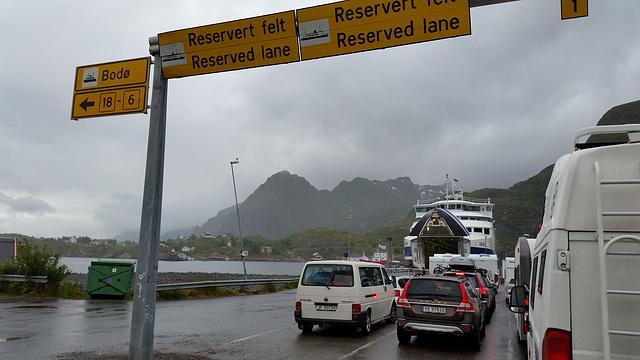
xmin=294 ymin=260 xmax=396 ymax=335
xmin=510 ymin=125 xmax=640 ymax=359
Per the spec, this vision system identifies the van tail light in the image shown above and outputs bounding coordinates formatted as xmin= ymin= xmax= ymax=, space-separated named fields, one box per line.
xmin=352 ymin=304 xmax=361 ymax=320
xmin=295 ymin=301 xmax=302 ymax=317
xmin=542 ymin=328 xmax=571 ymax=360
xmin=457 ymin=284 xmax=474 ymax=312
xmin=395 ymin=289 xmax=401 ymax=297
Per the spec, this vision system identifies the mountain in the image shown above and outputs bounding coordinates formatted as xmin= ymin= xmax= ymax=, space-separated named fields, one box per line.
xmin=193 ymin=171 xmax=445 ymax=240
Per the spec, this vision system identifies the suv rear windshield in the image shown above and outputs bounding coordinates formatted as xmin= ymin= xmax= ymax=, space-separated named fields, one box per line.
xmin=301 ymin=264 xmax=354 ymax=287
xmin=405 ymin=278 xmax=463 ymax=302
xmin=444 ymin=272 xmax=479 ymax=288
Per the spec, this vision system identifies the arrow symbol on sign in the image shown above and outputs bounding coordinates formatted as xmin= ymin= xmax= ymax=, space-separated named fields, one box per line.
xmin=80 ymin=98 xmax=95 ymax=111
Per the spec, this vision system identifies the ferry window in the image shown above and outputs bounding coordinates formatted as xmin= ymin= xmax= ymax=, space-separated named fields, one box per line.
xmin=530 ymin=257 xmax=539 ymax=309
xmin=474 ymin=228 xmax=482 ymax=233
xmin=466 ymin=228 xmax=471 ymax=233
xmin=484 ymin=228 xmax=490 ymax=235
xmin=537 ymin=250 xmax=547 ymax=295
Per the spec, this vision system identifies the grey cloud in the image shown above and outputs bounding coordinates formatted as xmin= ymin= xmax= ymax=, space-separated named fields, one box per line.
xmin=0 ymin=192 xmax=55 ymax=216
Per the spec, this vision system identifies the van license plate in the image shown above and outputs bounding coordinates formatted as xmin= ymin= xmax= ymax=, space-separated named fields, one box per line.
xmin=421 ymin=306 xmax=446 ymax=314
xmin=315 ymin=304 xmax=337 ymax=311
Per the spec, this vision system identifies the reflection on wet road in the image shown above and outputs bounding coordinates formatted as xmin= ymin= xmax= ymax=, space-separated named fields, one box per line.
xmin=1 ymin=289 xmax=526 ymax=359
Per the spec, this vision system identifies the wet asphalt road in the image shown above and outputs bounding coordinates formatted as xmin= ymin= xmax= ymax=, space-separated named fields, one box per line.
xmin=0 ymin=289 xmax=527 ymax=359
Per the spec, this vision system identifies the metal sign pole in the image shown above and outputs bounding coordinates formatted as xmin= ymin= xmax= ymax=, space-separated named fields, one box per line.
xmin=129 ymin=36 xmax=167 ymax=360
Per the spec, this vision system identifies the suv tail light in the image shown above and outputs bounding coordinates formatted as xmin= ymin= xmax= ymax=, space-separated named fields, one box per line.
xmin=397 ymin=295 xmax=409 ymax=307
xmin=456 ymin=283 xmax=474 ymax=312
xmin=542 ymin=328 xmax=571 ymax=360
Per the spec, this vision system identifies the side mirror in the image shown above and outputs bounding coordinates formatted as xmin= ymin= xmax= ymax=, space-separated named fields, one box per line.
xmin=509 ymin=286 xmax=528 ymax=314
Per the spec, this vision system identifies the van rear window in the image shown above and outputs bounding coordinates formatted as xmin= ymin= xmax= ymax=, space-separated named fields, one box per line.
xmin=301 ymin=264 xmax=354 ymax=287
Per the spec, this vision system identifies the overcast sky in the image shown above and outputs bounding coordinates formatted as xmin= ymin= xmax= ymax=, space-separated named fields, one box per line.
xmin=1 ymin=1 xmax=639 ymax=239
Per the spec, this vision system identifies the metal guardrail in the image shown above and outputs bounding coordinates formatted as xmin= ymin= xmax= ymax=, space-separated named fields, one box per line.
xmin=156 ymin=278 xmax=299 ymax=292
xmin=1 ymin=275 xmax=48 ymax=283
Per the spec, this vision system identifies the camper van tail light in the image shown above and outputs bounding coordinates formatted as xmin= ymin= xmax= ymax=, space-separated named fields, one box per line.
xmin=542 ymin=328 xmax=571 ymax=360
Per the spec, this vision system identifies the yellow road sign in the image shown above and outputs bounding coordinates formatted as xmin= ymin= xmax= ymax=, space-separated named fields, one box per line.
xmin=561 ymin=0 xmax=588 ymax=20
xmin=74 ymin=57 xmax=150 ymax=92
xmin=158 ymin=11 xmax=299 ymax=78
xmin=297 ymin=0 xmax=471 ymax=61
xmin=72 ymin=57 xmax=150 ymax=119
xmin=71 ymin=85 xmax=148 ymax=120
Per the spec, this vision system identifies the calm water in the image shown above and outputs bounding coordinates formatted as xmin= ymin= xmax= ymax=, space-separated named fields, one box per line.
xmin=61 ymin=257 xmax=305 ymax=276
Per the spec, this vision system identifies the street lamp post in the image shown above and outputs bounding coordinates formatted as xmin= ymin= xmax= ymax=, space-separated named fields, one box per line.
xmin=230 ymin=158 xmax=248 ymax=281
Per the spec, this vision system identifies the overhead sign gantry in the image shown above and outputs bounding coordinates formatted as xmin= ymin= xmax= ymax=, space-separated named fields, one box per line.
xmin=155 ymin=0 xmax=471 ymax=79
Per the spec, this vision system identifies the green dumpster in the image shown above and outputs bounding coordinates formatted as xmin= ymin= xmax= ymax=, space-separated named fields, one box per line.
xmin=86 ymin=259 xmax=136 ymax=299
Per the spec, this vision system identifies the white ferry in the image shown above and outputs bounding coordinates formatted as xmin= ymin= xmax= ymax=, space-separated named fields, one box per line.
xmin=404 ymin=176 xmax=496 ymax=268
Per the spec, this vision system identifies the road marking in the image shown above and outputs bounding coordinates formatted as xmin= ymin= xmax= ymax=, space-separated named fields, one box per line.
xmin=229 ymin=328 xmax=280 ymax=344
xmin=507 ymin=339 xmax=514 ymax=360
xmin=337 ymin=328 xmax=395 ymax=359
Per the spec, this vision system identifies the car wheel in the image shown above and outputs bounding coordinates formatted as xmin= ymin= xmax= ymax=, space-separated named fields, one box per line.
xmin=298 ymin=323 xmax=313 ymax=333
xmin=357 ymin=311 xmax=372 ymax=336
xmin=385 ymin=303 xmax=397 ymax=324
xmin=397 ymin=327 xmax=411 ymax=344
xmin=468 ymin=327 xmax=481 ymax=349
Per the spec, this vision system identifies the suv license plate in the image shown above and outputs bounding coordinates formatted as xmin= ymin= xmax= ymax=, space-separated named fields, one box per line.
xmin=421 ymin=306 xmax=446 ymax=314
xmin=316 ymin=304 xmax=337 ymax=311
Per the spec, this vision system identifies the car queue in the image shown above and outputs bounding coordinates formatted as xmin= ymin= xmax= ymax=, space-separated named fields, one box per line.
xmin=294 ymin=256 xmax=500 ymax=349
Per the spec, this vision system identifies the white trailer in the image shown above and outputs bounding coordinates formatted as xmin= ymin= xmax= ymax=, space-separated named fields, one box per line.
xmin=428 ymin=253 xmax=458 ymax=274
xmin=503 ymin=256 xmax=515 ymax=284
xmin=510 ymin=125 xmax=640 ymax=360
xmin=469 ymin=253 xmax=499 ymax=283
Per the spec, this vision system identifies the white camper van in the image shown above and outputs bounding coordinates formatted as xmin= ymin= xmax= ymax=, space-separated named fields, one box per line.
xmin=294 ymin=260 xmax=396 ymax=335
xmin=513 ymin=236 xmax=536 ymax=343
xmin=510 ymin=125 xmax=640 ymax=359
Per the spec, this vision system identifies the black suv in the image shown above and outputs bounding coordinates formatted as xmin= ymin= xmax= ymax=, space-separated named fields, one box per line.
xmin=442 ymin=268 xmax=496 ymax=322
xmin=396 ymin=276 xmax=486 ymax=348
